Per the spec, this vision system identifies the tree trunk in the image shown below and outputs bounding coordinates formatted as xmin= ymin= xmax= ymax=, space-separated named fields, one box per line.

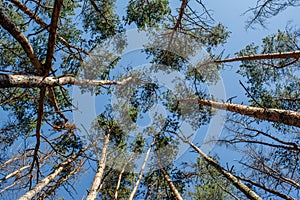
xmin=18 ymin=147 xmax=88 ymax=200
xmin=215 ymin=50 xmax=300 ymax=63
xmin=176 ymin=133 xmax=262 ymax=200
xmin=36 ymin=158 xmax=85 ymax=200
xmin=128 ymin=139 xmax=155 ymax=200
xmin=158 ymin=163 xmax=183 ymax=200
xmin=0 ymin=74 xmax=132 ymax=88
xmin=86 ymin=134 xmax=110 ymax=200
xmin=114 ymin=153 xmax=135 ymax=200
xmin=181 ymin=98 xmax=300 ymax=128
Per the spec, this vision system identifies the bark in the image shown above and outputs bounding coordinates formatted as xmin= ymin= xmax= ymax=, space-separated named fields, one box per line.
xmin=44 ymin=0 xmax=63 ymax=73
xmin=36 ymin=158 xmax=85 ymax=200
xmin=215 ymin=50 xmax=300 ymax=63
xmin=0 ymin=165 xmax=30 ymax=183
xmin=180 ymin=98 xmax=300 ymax=128
xmin=0 ymin=6 xmax=42 ymax=72
xmin=0 ymin=152 xmax=30 ymax=168
xmin=158 ymin=163 xmax=183 ymax=200
xmin=237 ymin=176 xmax=296 ymax=200
xmin=128 ymin=139 xmax=155 ymax=200
xmin=18 ymin=146 xmax=88 ymax=200
xmin=0 ymin=153 xmax=53 ymax=183
xmin=0 ymin=74 xmax=132 ymax=88
xmin=114 ymin=153 xmax=135 ymax=200
xmin=174 ymin=132 xmax=262 ymax=200
xmin=9 ymin=0 xmax=90 ymax=56
xmin=86 ymin=134 xmax=110 ymax=200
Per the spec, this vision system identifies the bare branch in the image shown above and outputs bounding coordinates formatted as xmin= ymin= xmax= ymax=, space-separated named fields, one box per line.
xmin=18 ymin=146 xmax=89 ymax=200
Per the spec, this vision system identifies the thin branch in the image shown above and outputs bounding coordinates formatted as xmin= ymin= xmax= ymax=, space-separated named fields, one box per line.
xmin=236 ymin=176 xmax=296 ymax=200
xmin=239 ymin=80 xmax=264 ymax=108
xmin=28 ymin=87 xmax=46 ymax=186
xmin=8 ymin=0 xmax=90 ymax=57
xmin=18 ymin=146 xmax=90 ymax=200
xmin=47 ymin=87 xmax=68 ymax=123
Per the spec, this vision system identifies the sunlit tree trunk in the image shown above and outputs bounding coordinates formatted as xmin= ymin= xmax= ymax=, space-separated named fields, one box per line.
xmin=158 ymin=163 xmax=183 ymax=200
xmin=0 ymin=74 xmax=132 ymax=88
xmin=36 ymin=158 xmax=85 ymax=200
xmin=215 ymin=50 xmax=300 ymax=64
xmin=181 ymin=98 xmax=300 ymax=128
xmin=114 ymin=153 xmax=135 ymax=200
xmin=128 ymin=139 xmax=155 ymax=200
xmin=18 ymin=146 xmax=88 ymax=200
xmin=86 ymin=134 xmax=110 ymax=200
xmin=173 ymin=131 xmax=262 ymax=200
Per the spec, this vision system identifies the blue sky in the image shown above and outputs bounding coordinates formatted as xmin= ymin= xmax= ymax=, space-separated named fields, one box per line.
xmin=62 ymin=1 xmax=300 ymax=198
xmin=1 ymin=1 xmax=300 ymax=199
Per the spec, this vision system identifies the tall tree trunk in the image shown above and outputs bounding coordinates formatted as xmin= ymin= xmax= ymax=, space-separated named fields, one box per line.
xmin=114 ymin=153 xmax=135 ymax=200
xmin=18 ymin=146 xmax=88 ymax=200
xmin=157 ymin=162 xmax=183 ymax=200
xmin=86 ymin=134 xmax=110 ymax=200
xmin=36 ymin=158 xmax=85 ymax=200
xmin=0 ymin=74 xmax=132 ymax=88
xmin=215 ymin=50 xmax=300 ymax=64
xmin=128 ymin=138 xmax=155 ymax=200
xmin=180 ymin=98 xmax=300 ymax=128
xmin=174 ymin=132 xmax=262 ymax=200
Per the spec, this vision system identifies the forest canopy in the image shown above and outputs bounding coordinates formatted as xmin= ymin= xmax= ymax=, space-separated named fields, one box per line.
xmin=0 ymin=0 xmax=299 ymax=199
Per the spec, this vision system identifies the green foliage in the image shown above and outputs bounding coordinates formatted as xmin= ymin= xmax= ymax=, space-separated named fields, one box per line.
xmin=237 ymin=30 xmax=300 ymax=111
xmin=125 ymin=0 xmax=170 ymax=29
xmin=189 ymin=157 xmax=234 ymax=200
xmin=82 ymin=0 xmax=121 ymax=41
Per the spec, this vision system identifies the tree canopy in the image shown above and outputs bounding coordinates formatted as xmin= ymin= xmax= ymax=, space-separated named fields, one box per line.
xmin=0 ymin=0 xmax=299 ymax=199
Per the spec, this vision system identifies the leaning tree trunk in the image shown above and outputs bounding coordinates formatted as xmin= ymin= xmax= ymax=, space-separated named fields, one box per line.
xmin=114 ymin=153 xmax=135 ymax=200
xmin=128 ymin=139 xmax=155 ymax=200
xmin=0 ymin=74 xmax=132 ymax=88
xmin=180 ymin=98 xmax=300 ymax=128
xmin=18 ymin=146 xmax=88 ymax=200
xmin=175 ymin=133 xmax=262 ymax=200
xmin=86 ymin=134 xmax=110 ymax=200
xmin=215 ymin=50 xmax=300 ymax=63
xmin=36 ymin=158 xmax=85 ymax=200
xmin=157 ymin=161 xmax=183 ymax=200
